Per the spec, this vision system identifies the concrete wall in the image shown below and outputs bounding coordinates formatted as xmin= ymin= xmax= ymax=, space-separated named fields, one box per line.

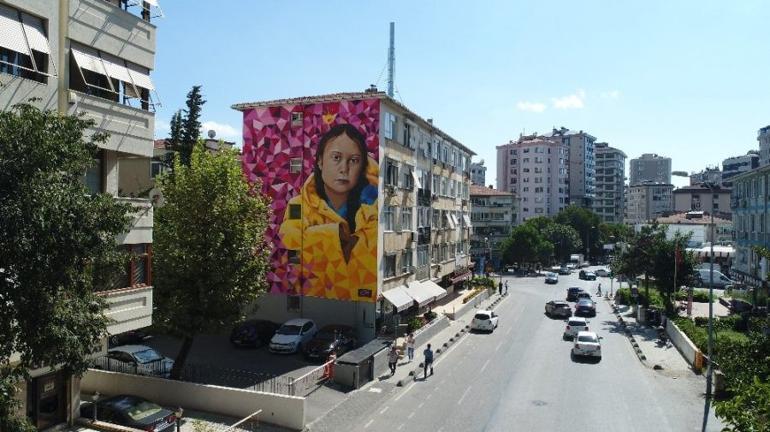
xmin=81 ymin=370 xmax=306 ymax=431
xmin=118 ymin=157 xmax=152 ymax=197
xmin=666 ymin=320 xmax=700 ymax=368
xmin=444 ymin=289 xmax=492 ymax=320
xmin=115 ymin=198 xmax=153 ymax=244
xmin=101 ymin=286 xmax=153 ymax=335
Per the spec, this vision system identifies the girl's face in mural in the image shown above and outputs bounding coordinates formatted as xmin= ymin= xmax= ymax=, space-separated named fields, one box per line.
xmin=318 ymin=132 xmax=363 ymax=199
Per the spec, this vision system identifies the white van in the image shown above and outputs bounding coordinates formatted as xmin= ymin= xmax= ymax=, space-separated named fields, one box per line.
xmin=695 ymin=268 xmax=733 ymax=289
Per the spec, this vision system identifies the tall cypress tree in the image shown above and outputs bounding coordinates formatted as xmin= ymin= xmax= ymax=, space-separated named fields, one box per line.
xmin=164 ymin=85 xmax=206 ymax=169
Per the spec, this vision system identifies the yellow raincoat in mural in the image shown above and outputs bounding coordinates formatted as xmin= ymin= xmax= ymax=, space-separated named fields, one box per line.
xmin=279 ymin=158 xmax=379 ymax=302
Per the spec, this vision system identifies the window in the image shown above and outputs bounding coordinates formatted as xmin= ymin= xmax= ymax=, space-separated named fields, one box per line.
xmin=0 ymin=5 xmax=53 ymax=83
xmin=290 ymin=158 xmax=302 ymax=173
xmin=401 ymin=207 xmax=413 ymax=231
xmin=401 ymin=249 xmax=413 ymax=274
xmin=288 ymin=204 xmax=301 ymax=220
xmin=402 ymin=164 xmax=414 ymax=189
xmin=84 ymin=151 xmax=103 ymax=194
xmin=385 ymin=159 xmax=399 ymax=186
xmin=383 ymin=112 xmax=397 ymax=140
xmin=129 ymin=244 xmax=151 ymax=286
xmin=291 ymin=111 xmax=303 ymax=126
xmin=150 ymin=160 xmax=163 ymax=179
xmin=384 ymin=206 xmax=395 ymax=231
xmin=403 ymin=122 xmax=413 ymax=148
xmin=384 ymin=254 xmax=396 ymax=278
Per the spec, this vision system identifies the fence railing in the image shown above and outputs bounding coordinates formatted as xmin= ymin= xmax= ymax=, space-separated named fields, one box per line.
xmin=288 ymin=360 xmax=333 ymax=396
xmin=180 ymin=363 xmax=293 ymax=395
xmin=91 ymin=356 xmax=170 ymax=378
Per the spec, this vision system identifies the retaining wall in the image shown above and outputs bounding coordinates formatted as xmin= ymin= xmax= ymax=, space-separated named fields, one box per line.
xmin=666 ymin=320 xmax=701 ymax=369
xmin=444 ymin=290 xmax=492 ymax=320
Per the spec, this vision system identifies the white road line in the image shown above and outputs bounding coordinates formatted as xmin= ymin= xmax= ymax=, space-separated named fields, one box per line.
xmin=505 ymin=326 xmax=512 ymax=336
xmin=418 ymin=402 xmax=425 ymax=409
xmin=480 ymin=358 xmax=491 ymax=373
xmin=495 ymin=341 xmax=503 ymax=352
xmin=426 ymin=393 xmax=432 ymax=400
xmin=394 ymin=381 xmax=417 ymax=401
xmin=364 ymin=419 xmax=374 ymax=428
xmin=408 ymin=411 xmax=415 ymax=419
xmin=379 ymin=406 xmax=389 ymax=415
xmin=397 ymin=424 xmax=404 ymax=431
xmin=457 ymin=386 xmax=472 ymax=405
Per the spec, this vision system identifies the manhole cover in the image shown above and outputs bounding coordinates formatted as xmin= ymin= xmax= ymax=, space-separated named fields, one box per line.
xmin=531 ymin=400 xmax=547 ymax=407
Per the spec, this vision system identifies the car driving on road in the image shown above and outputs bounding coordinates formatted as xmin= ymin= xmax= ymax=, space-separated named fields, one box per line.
xmin=545 ymin=300 xmax=572 ymax=318
xmin=471 ymin=310 xmax=499 ymax=332
xmin=575 ymin=298 xmax=597 ymax=317
xmin=572 ymin=331 xmax=602 ymax=359
xmin=563 ymin=317 xmax=590 ymax=340
xmin=566 ymin=287 xmax=584 ymax=301
xmin=595 ymin=268 xmax=611 ymax=277
xmin=545 ymin=272 xmax=559 ymax=284
xmin=578 ymin=270 xmax=597 ymax=280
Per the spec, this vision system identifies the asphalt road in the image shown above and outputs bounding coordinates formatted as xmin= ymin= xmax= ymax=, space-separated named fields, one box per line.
xmin=335 ymin=268 xmax=723 ymax=432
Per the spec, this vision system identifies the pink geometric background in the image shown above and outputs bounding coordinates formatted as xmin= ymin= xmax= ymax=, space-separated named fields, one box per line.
xmin=242 ymin=98 xmax=380 ymax=296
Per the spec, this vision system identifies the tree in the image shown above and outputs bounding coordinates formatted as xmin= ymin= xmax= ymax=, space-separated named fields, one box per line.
xmin=165 ymin=85 xmax=206 ymax=169
xmin=500 ymin=224 xmax=553 ymax=268
xmin=0 ymin=103 xmax=130 ymax=430
xmin=153 ymin=145 xmax=270 ymax=379
xmin=648 ymin=232 xmax=697 ymax=313
xmin=554 ymin=205 xmax=601 ymax=260
xmin=541 ymin=223 xmax=583 ymax=263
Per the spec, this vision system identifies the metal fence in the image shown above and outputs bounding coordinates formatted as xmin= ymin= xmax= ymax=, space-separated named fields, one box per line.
xmin=179 ymin=363 xmax=294 ymax=395
xmin=287 ymin=360 xmax=333 ymax=396
xmin=91 ymin=356 xmax=170 ymax=377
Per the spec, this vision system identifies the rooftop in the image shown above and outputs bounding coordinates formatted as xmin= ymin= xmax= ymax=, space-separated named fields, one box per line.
xmin=655 ymin=212 xmax=731 ymax=225
xmin=470 ymin=185 xmax=513 ymax=196
xmin=673 ymin=185 xmax=731 ymax=193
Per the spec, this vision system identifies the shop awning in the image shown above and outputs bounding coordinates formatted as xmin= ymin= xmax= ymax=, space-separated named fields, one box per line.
xmin=382 ymin=286 xmax=413 ymax=312
xmin=405 ymin=281 xmax=433 ymax=308
xmin=686 ymin=245 xmax=734 ymax=259
xmin=420 ymin=280 xmax=448 ymax=302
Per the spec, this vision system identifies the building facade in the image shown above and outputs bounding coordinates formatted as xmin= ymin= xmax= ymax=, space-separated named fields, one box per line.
xmin=758 ymin=125 xmax=770 ymax=168
xmin=641 ymin=212 xmax=732 ymax=247
xmin=629 ymin=153 xmax=672 ymax=185
xmin=470 ymin=159 xmax=487 ymax=186
xmin=234 ymin=90 xmax=474 ymax=343
xmin=542 ymin=127 xmax=596 ymax=208
xmin=469 ymin=185 xmax=516 ymax=272
xmin=731 ymin=165 xmax=770 ymax=287
xmin=593 ymin=142 xmax=626 ymax=223
xmin=625 ymin=182 xmax=674 ymax=223
xmin=689 ymin=167 xmax=722 ymax=187
xmin=0 ymin=0 xmax=158 ymax=428
xmin=496 ymin=135 xmax=569 ymax=223
xmin=721 ymin=151 xmax=759 ymax=188
xmin=673 ymin=185 xmax=732 ymax=220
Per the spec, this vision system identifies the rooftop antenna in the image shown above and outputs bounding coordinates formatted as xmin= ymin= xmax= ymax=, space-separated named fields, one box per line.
xmin=387 ymin=22 xmax=395 ymax=97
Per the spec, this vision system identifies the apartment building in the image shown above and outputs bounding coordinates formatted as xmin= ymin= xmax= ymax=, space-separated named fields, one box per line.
xmin=629 ymin=153 xmax=672 ymax=185
xmin=0 ymin=0 xmax=159 ymax=428
xmin=233 ymin=89 xmax=474 ymax=342
xmin=541 ymin=127 xmax=596 ymax=208
xmin=625 ymin=182 xmax=674 ymax=223
xmin=470 ymin=159 xmax=487 ymax=186
xmin=758 ymin=125 xmax=770 ymax=168
xmin=593 ymin=142 xmax=626 ymax=223
xmin=496 ymin=135 xmax=569 ymax=223
xmin=673 ymin=185 xmax=732 ymax=220
xmin=469 ymin=185 xmax=516 ymax=271
xmin=721 ymin=151 xmax=759 ymax=187
xmin=690 ymin=167 xmax=722 ymax=187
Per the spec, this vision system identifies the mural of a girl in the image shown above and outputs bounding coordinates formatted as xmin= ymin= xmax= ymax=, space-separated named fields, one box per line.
xmin=279 ymin=124 xmax=379 ymax=301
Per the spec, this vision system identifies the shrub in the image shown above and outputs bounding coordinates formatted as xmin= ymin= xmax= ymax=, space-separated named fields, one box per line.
xmin=423 ymin=311 xmax=437 ymax=322
xmin=675 ymin=290 xmax=713 ymax=303
xmin=462 ymin=287 xmax=485 ymax=304
xmin=407 ymin=317 xmax=425 ymax=333
xmin=614 ymin=287 xmax=664 ymax=308
xmin=694 ymin=316 xmax=709 ymax=327
xmin=471 ymin=276 xmax=495 ymax=288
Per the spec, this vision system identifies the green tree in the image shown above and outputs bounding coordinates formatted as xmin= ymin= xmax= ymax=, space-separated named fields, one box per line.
xmin=500 ymin=224 xmax=553 ymax=268
xmin=648 ymin=232 xmax=696 ymax=313
xmin=165 ymin=85 xmax=206 ymax=169
xmin=554 ymin=205 xmax=601 ymax=260
xmin=541 ymin=223 xmax=583 ymax=263
xmin=153 ymin=145 xmax=270 ymax=379
xmin=612 ymin=223 xmax=665 ymax=302
xmin=0 ymin=103 xmax=130 ymax=430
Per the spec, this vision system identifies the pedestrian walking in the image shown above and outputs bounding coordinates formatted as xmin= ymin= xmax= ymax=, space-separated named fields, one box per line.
xmin=596 ymin=283 xmax=602 ymax=296
xmin=406 ymin=333 xmax=415 ymax=362
xmin=423 ymin=344 xmax=434 ymax=379
xmin=498 ymin=281 xmax=503 ymax=295
xmin=504 ymin=280 xmax=509 ymax=295
xmin=388 ymin=345 xmax=399 ymax=375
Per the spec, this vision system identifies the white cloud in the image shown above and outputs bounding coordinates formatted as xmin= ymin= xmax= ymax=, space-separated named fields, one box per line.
xmin=200 ymin=121 xmax=240 ymax=141
xmin=552 ymin=89 xmax=586 ymax=109
xmin=516 ymin=101 xmax=547 ymax=113
xmin=600 ymin=90 xmax=621 ymax=99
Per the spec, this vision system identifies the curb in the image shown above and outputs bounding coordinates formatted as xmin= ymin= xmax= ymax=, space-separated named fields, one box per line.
xmin=397 ymin=293 xmax=505 ymax=386
xmin=609 ymin=299 xmax=648 ymax=364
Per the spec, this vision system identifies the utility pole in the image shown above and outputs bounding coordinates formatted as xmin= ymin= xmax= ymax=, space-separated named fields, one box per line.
xmin=387 ymin=22 xmax=395 ymax=98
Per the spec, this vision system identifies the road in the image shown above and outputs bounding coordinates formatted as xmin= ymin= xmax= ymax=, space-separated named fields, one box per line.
xmin=318 ymin=268 xmax=723 ymax=432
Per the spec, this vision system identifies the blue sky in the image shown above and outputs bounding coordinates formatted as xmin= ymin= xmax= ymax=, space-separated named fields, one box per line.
xmin=153 ymin=0 xmax=769 ymax=188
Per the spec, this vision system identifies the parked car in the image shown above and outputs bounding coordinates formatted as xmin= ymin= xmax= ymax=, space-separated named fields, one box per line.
xmin=303 ymin=325 xmax=357 ymax=361
xmin=566 ymin=263 xmax=577 ymax=270
xmin=575 ymin=298 xmax=597 ymax=317
xmin=230 ymin=319 xmax=280 ymax=348
xmin=471 ymin=310 xmax=499 ymax=332
xmin=558 ymin=267 xmax=572 ymax=275
xmin=108 ymin=329 xmax=150 ymax=348
xmin=94 ymin=345 xmax=174 ymax=378
xmin=563 ymin=317 xmax=590 ymax=340
xmin=595 ymin=268 xmax=611 ymax=277
xmin=572 ymin=331 xmax=602 ymax=359
xmin=578 ymin=270 xmax=597 ymax=281
xmin=545 ymin=300 xmax=572 ymax=318
xmin=80 ymin=395 xmax=176 ymax=431
xmin=695 ymin=268 xmax=734 ymax=289
xmin=566 ymin=287 xmax=584 ymax=301
xmin=269 ymin=318 xmax=319 ymax=354
xmin=545 ymin=272 xmax=559 ymax=284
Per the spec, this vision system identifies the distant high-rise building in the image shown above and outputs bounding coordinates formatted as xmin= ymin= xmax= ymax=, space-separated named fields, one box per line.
xmin=593 ymin=142 xmax=626 ymax=223
xmin=630 ymin=153 xmax=672 ymax=185
xmin=496 ymin=134 xmax=569 ymax=223
xmin=470 ymin=160 xmax=487 ymax=186
xmin=625 ymin=182 xmax=674 ymax=223
xmin=689 ymin=167 xmax=722 ymax=186
xmin=758 ymin=125 xmax=770 ymax=167
xmin=721 ymin=151 xmax=759 ymax=187
xmin=541 ymin=127 xmax=596 ymax=208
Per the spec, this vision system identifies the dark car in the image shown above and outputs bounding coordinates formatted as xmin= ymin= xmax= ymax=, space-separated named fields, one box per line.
xmin=566 ymin=287 xmax=584 ymax=301
xmin=557 ymin=267 xmax=571 ymax=275
xmin=576 ymin=291 xmax=592 ymax=302
xmin=108 ymin=329 xmax=150 ymax=347
xmin=303 ymin=325 xmax=357 ymax=361
xmin=575 ymin=298 xmax=597 ymax=317
xmin=230 ymin=319 xmax=280 ymax=348
xmin=80 ymin=395 xmax=176 ymax=431
xmin=545 ymin=300 xmax=572 ymax=318
xmin=578 ymin=270 xmax=597 ymax=281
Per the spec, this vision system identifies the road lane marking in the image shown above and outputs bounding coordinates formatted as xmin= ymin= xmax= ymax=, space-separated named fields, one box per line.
xmin=397 ymin=424 xmax=404 ymax=430
xmin=408 ymin=411 xmax=415 ymax=419
xmin=495 ymin=341 xmax=503 ymax=352
xmin=480 ymin=358 xmax=491 ymax=373
xmin=364 ymin=419 xmax=374 ymax=428
xmin=379 ymin=407 xmax=389 ymax=415
xmin=418 ymin=402 xmax=425 ymax=409
xmin=457 ymin=386 xmax=472 ymax=405
xmin=394 ymin=381 xmax=416 ymax=401
xmin=505 ymin=326 xmax=512 ymax=336
xmin=426 ymin=393 xmax=432 ymax=400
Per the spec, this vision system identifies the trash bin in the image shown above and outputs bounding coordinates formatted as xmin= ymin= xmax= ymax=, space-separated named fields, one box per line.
xmin=638 ymin=307 xmax=646 ymax=323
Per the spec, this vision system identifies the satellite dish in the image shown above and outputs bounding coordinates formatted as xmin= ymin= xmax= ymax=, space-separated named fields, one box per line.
xmin=207 ymin=129 xmax=216 ymax=139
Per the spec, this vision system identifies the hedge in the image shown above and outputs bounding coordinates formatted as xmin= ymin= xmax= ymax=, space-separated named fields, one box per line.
xmin=615 ymin=287 xmax=665 ymax=308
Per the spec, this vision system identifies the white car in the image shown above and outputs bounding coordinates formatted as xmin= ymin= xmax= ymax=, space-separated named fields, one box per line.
xmin=269 ymin=318 xmax=319 ymax=353
xmin=572 ymin=331 xmax=602 ymax=358
xmin=595 ymin=268 xmax=610 ymax=277
xmin=96 ymin=345 xmax=174 ymax=378
xmin=563 ymin=317 xmax=590 ymax=340
xmin=471 ymin=310 xmax=499 ymax=332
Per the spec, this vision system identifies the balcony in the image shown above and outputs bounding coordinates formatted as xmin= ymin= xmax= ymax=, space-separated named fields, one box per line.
xmin=100 ymin=285 xmax=153 ymax=336
xmin=116 ymin=197 xmax=153 ymax=245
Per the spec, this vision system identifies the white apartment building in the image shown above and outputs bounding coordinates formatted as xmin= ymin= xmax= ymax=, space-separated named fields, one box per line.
xmin=0 ymin=0 xmax=159 ymax=428
xmin=496 ymin=135 xmax=569 ymax=223
xmin=593 ymin=142 xmax=626 ymax=223
xmin=625 ymin=182 xmax=674 ymax=223
xmin=541 ymin=127 xmax=596 ymax=208
xmin=470 ymin=159 xmax=487 ymax=186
